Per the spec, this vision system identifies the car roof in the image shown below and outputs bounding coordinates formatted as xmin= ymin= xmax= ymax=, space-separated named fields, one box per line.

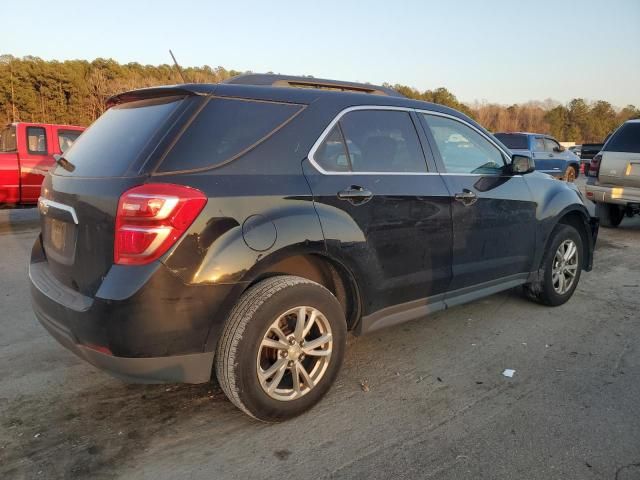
xmin=107 ymin=80 xmax=480 ymax=129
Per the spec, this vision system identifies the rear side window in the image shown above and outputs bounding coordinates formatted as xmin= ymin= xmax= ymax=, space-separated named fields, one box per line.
xmin=0 ymin=125 xmax=17 ymax=152
xmin=61 ymin=96 xmax=183 ymax=177
xmin=27 ymin=127 xmax=47 ymax=154
xmin=313 ymin=109 xmax=427 ymax=173
xmin=605 ymin=123 xmax=640 ymax=153
xmin=159 ymin=98 xmax=303 ymax=172
xmin=58 ymin=130 xmax=81 ymax=153
xmin=494 ymin=133 xmax=528 ymax=150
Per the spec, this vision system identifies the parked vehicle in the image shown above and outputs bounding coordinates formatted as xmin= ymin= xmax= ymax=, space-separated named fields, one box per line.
xmin=580 ymin=142 xmax=605 ymax=175
xmin=585 ymin=119 xmax=640 ymax=227
xmin=0 ymin=122 xmax=85 ymax=206
xmin=494 ymin=132 xmax=581 ymax=182
xmin=569 ymin=145 xmax=582 ymax=158
xmin=29 ymin=75 xmax=598 ymax=421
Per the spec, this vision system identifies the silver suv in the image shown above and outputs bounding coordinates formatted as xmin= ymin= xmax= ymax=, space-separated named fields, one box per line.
xmin=585 ymin=119 xmax=640 ymax=227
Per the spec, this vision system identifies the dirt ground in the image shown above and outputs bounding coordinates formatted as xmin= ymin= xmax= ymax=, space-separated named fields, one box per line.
xmin=1 ymin=185 xmax=639 ymax=479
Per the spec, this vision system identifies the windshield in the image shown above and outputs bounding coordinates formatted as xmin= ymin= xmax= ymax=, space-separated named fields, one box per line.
xmin=59 ymin=96 xmax=184 ymax=177
xmin=494 ymin=133 xmax=529 ymax=150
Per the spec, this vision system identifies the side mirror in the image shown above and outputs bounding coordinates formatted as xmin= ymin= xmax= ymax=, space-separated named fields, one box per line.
xmin=554 ymin=146 xmax=565 ymax=153
xmin=511 ymin=154 xmax=535 ymax=174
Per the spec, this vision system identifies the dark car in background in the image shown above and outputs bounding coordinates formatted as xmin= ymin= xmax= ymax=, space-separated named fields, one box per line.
xmin=29 ymin=75 xmax=598 ymax=421
xmin=494 ymin=132 xmax=581 ymax=181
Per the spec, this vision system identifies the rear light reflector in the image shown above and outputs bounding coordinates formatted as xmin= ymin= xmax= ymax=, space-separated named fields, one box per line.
xmin=115 ymin=183 xmax=207 ymax=265
xmin=588 ymin=153 xmax=602 ymax=177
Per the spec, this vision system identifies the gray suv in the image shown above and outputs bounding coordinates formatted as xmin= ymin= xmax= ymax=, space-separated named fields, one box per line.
xmin=586 ymin=119 xmax=640 ymax=227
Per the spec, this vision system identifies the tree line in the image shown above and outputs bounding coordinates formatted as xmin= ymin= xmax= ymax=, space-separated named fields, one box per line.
xmin=2 ymin=55 xmax=638 ymax=143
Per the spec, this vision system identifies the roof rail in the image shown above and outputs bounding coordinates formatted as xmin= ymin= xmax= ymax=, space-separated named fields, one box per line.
xmin=224 ymin=74 xmax=405 ymax=98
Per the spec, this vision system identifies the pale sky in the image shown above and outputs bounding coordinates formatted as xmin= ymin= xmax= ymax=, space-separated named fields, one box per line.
xmin=3 ymin=0 xmax=639 ymax=107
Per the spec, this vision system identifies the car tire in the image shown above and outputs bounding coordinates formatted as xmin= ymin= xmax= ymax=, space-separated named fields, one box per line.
xmin=596 ymin=202 xmax=624 ymax=228
xmin=563 ymin=165 xmax=577 ymax=182
xmin=524 ymin=224 xmax=583 ymax=306
xmin=215 ymin=275 xmax=347 ymax=422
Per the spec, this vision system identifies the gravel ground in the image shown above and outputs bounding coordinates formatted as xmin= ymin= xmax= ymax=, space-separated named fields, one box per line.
xmin=1 ymin=185 xmax=639 ymax=479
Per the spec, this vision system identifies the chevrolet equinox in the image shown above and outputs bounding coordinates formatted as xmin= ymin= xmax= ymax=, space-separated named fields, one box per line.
xmin=30 ymin=74 xmax=598 ymax=421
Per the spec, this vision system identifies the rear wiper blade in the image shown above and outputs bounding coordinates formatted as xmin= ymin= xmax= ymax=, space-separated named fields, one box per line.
xmin=53 ymin=154 xmax=75 ymax=173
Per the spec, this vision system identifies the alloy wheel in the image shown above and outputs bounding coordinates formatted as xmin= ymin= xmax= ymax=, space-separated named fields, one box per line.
xmin=552 ymin=239 xmax=579 ymax=294
xmin=257 ymin=306 xmax=333 ymax=401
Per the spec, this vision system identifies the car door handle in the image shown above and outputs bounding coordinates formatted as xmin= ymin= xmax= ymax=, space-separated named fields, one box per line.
xmin=454 ymin=189 xmax=478 ymax=206
xmin=337 ymin=186 xmax=373 ymax=205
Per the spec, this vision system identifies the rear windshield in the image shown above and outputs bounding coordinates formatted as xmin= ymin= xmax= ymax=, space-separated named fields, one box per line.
xmin=59 ymin=96 xmax=183 ymax=177
xmin=604 ymin=123 xmax=640 ymax=153
xmin=493 ymin=133 xmax=529 ymax=150
xmin=158 ymin=98 xmax=303 ymax=172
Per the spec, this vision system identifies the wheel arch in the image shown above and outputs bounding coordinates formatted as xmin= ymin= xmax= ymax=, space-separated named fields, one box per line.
xmin=541 ymin=205 xmax=594 ymax=273
xmin=243 ymin=251 xmax=362 ymax=332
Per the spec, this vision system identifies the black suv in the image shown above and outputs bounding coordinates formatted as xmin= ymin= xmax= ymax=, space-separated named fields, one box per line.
xmin=30 ymin=74 xmax=598 ymax=421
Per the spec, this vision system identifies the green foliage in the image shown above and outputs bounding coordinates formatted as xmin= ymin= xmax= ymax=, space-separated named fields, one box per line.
xmin=0 ymin=55 xmax=238 ymax=126
xmin=1 ymin=55 xmax=637 ymax=144
xmin=386 ymin=84 xmax=474 ymax=117
xmin=540 ymin=98 xmax=636 ymax=142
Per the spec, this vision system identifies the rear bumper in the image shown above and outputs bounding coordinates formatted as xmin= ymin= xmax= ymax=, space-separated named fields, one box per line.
xmin=585 ymin=183 xmax=640 ymax=206
xmin=34 ymin=303 xmax=213 ymax=383
xmin=29 ymin=237 xmax=238 ymax=384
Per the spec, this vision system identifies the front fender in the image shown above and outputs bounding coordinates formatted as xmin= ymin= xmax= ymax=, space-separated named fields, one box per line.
xmin=525 ymin=174 xmax=595 ymax=271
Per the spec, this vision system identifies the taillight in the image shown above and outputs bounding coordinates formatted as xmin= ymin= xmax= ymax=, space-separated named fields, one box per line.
xmin=588 ymin=153 xmax=602 ymax=177
xmin=115 ymin=184 xmax=207 ymax=265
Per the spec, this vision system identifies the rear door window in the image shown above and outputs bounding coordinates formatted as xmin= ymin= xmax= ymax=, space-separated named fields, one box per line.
xmin=605 ymin=123 xmax=640 ymax=153
xmin=60 ymin=96 xmax=184 ymax=177
xmin=340 ymin=110 xmax=427 ymax=172
xmin=159 ymin=98 xmax=303 ymax=172
xmin=493 ymin=133 xmax=529 ymax=150
xmin=58 ymin=130 xmax=82 ymax=153
xmin=313 ymin=109 xmax=427 ymax=173
xmin=27 ymin=127 xmax=48 ymax=154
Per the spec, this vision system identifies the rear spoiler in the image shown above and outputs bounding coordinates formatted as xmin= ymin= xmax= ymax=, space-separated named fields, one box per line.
xmin=106 ymin=84 xmax=213 ymax=108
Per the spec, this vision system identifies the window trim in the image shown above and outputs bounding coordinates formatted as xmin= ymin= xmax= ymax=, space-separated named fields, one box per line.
xmin=27 ymin=126 xmax=48 ymax=155
xmin=308 ymin=105 xmax=511 ymax=175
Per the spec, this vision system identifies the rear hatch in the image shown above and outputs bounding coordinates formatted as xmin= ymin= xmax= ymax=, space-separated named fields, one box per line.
xmin=39 ymin=93 xmax=201 ymax=296
xmin=598 ymin=122 xmax=640 ymax=188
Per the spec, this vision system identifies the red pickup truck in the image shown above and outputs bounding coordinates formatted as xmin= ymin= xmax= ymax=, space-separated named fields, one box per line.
xmin=0 ymin=122 xmax=85 ymax=206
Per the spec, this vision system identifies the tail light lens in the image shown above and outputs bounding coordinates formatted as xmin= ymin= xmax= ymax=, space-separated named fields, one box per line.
xmin=115 ymin=183 xmax=207 ymax=265
xmin=588 ymin=154 xmax=602 ymax=177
